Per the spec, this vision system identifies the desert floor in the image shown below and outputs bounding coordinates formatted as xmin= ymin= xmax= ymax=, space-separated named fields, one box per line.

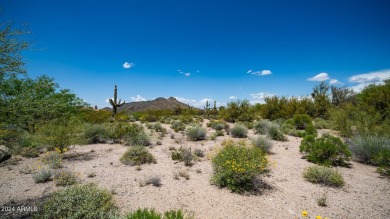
xmin=1 ymin=121 xmax=389 ymax=219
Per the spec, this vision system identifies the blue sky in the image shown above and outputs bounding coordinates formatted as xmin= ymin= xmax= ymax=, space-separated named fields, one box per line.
xmin=2 ymin=0 xmax=390 ymax=108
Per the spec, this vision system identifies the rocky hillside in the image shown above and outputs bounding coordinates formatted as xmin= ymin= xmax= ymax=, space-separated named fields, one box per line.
xmin=104 ymin=97 xmax=191 ymax=113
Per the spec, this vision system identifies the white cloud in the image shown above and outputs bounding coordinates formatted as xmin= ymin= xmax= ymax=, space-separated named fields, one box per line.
xmin=178 ymin=69 xmax=191 ymax=77
xmin=348 ymin=69 xmax=390 ymax=92
xmin=247 ymin=69 xmax=272 ymax=76
xmin=131 ymin=95 xmax=146 ymax=102
xmin=184 ymin=73 xmax=191 ymax=77
xmin=250 ymin=92 xmax=275 ymax=104
xmin=123 ymin=62 xmax=135 ymax=69
xmin=229 ymin=96 xmax=237 ymax=99
xmin=307 ymin=72 xmax=329 ymax=81
xmin=329 ymin=79 xmax=343 ymax=85
xmin=175 ymin=97 xmax=215 ymax=108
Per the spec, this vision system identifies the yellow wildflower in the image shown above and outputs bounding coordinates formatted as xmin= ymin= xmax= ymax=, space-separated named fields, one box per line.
xmin=302 ymin=211 xmax=308 ymax=217
xmin=316 ymin=216 xmax=322 ymax=219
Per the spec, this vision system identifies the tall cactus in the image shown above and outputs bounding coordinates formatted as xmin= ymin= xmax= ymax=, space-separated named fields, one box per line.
xmin=204 ymin=100 xmax=211 ymax=119
xmin=109 ymin=85 xmax=125 ymax=115
xmin=213 ymin=100 xmax=217 ymax=115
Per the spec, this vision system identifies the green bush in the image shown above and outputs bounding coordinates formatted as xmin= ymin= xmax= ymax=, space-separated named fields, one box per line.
xmin=300 ymin=134 xmax=352 ymax=166
xmin=33 ymin=168 xmax=52 ymax=183
xmin=230 ymin=124 xmax=248 ymax=138
xmin=21 ymin=146 xmax=39 ymax=158
xmin=171 ymin=120 xmax=186 ymax=132
xmin=186 ymin=126 xmax=206 ymax=141
xmin=314 ymin=118 xmax=331 ymax=129
xmin=293 ymin=114 xmax=312 ymax=130
xmin=106 ymin=122 xmax=144 ymax=141
xmin=304 ymin=124 xmax=318 ymax=137
xmin=84 ymin=124 xmax=108 ymax=144
xmin=53 ymin=169 xmax=79 ymax=186
xmin=349 ymin=135 xmax=390 ymax=176
xmin=254 ymin=120 xmax=272 ymax=135
xmin=125 ymin=131 xmax=151 ymax=146
xmin=153 ymin=122 xmax=167 ymax=133
xmin=251 ymin=136 xmax=273 ymax=154
xmin=267 ymin=124 xmax=287 ymax=141
xmin=120 ymin=146 xmax=156 ymax=166
xmin=78 ymin=108 xmax=111 ymax=124
xmin=33 ymin=183 xmax=118 ymax=219
xmin=41 ymin=151 xmax=63 ymax=169
xmin=212 ymin=140 xmax=268 ymax=193
xmin=209 ymin=120 xmax=228 ymax=131
xmin=303 ymin=165 xmax=344 ymax=187
xmin=124 ymin=208 xmax=185 ymax=219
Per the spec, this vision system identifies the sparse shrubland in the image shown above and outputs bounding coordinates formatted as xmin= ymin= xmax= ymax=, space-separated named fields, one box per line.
xmin=303 ymin=166 xmax=344 ymax=187
xmin=120 ymin=146 xmax=156 ymax=166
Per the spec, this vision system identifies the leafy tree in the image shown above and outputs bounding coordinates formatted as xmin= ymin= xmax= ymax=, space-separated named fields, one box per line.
xmin=0 ymin=22 xmax=29 ymax=78
xmin=311 ymin=81 xmax=331 ymax=118
xmin=331 ymin=86 xmax=355 ymax=107
xmin=0 ymin=75 xmax=84 ymax=133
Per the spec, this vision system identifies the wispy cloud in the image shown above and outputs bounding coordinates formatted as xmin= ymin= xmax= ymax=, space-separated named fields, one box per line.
xmin=229 ymin=96 xmax=237 ymax=100
xmin=178 ymin=69 xmax=191 ymax=77
xmin=247 ymin=69 xmax=272 ymax=76
xmin=123 ymin=62 xmax=135 ymax=69
xmin=131 ymin=95 xmax=146 ymax=102
xmin=329 ymin=79 xmax=343 ymax=85
xmin=348 ymin=69 xmax=390 ymax=92
xmin=307 ymin=72 xmax=329 ymax=81
xmin=249 ymin=92 xmax=275 ymax=104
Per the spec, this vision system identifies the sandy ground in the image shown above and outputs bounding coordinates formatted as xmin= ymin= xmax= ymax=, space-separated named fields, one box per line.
xmin=1 ymin=121 xmax=389 ymax=219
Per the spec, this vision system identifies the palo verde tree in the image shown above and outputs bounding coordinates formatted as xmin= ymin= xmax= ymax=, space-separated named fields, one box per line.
xmin=109 ymin=85 xmax=125 ymax=116
xmin=311 ymin=81 xmax=331 ymax=118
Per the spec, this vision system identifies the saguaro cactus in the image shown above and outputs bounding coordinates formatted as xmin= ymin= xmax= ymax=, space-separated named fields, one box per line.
xmin=213 ymin=100 xmax=218 ymax=115
xmin=109 ymin=85 xmax=125 ymax=115
xmin=204 ymin=101 xmax=211 ymax=119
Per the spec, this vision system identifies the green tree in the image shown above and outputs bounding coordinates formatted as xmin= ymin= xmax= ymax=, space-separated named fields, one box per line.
xmin=0 ymin=22 xmax=29 ymax=78
xmin=0 ymin=75 xmax=84 ymax=133
xmin=331 ymin=86 xmax=355 ymax=107
xmin=311 ymin=81 xmax=331 ymax=118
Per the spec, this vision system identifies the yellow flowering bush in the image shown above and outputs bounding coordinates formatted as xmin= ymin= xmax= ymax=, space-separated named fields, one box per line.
xmin=211 ymin=140 xmax=268 ymax=193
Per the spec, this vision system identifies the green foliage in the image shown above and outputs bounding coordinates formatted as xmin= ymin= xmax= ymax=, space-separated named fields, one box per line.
xmin=212 ymin=140 xmax=268 ymax=193
xmin=171 ymin=120 xmax=186 ymax=132
xmin=293 ymin=114 xmax=312 ymax=130
xmin=41 ymin=151 xmax=63 ymax=169
xmin=303 ymin=165 xmax=344 ymax=187
xmin=33 ymin=167 xmax=52 ymax=183
xmin=84 ymin=124 xmax=109 ymax=144
xmin=20 ymin=146 xmax=39 ymax=158
xmin=120 ymin=146 xmax=156 ymax=166
xmin=300 ymin=134 xmax=352 ymax=166
xmin=208 ymin=120 xmax=228 ymax=131
xmin=0 ymin=75 xmax=84 ymax=133
xmin=53 ymin=169 xmax=79 ymax=186
xmin=251 ymin=136 xmax=273 ymax=154
xmin=77 ymin=108 xmax=111 ymax=123
xmin=267 ymin=123 xmax=287 ymax=141
xmin=254 ymin=120 xmax=272 ymax=135
xmin=33 ymin=183 xmax=118 ymax=219
xmin=313 ymin=118 xmax=332 ymax=129
xmin=106 ymin=122 xmax=143 ymax=141
xmin=230 ymin=124 xmax=248 ymax=138
xmin=124 ymin=208 xmax=186 ymax=219
xmin=311 ymin=81 xmax=331 ymax=118
xmin=186 ymin=126 xmax=206 ymax=141
xmin=218 ymin=100 xmax=254 ymax=122
xmin=261 ymin=96 xmax=315 ymax=120
xmin=171 ymin=147 xmax=194 ymax=166
xmin=304 ymin=124 xmax=318 ymax=137
xmin=152 ymin=122 xmax=167 ymax=133
xmin=349 ymin=135 xmax=390 ymax=176
xmin=108 ymin=85 xmax=126 ymax=116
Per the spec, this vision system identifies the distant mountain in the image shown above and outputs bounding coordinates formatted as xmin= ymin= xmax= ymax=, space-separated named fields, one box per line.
xmin=103 ymin=97 xmax=192 ymax=113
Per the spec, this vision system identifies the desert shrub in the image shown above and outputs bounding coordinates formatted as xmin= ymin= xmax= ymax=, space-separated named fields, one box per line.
xmin=41 ymin=151 xmax=63 ymax=169
xmin=314 ymin=118 xmax=331 ymax=129
xmin=210 ymin=133 xmax=217 ymax=140
xmin=293 ymin=114 xmax=312 ymax=130
xmin=304 ymin=124 xmax=318 ymax=137
xmin=300 ymin=134 xmax=351 ymax=166
xmin=181 ymin=148 xmax=194 ymax=166
xmin=124 ymin=208 xmax=185 ymax=219
xmin=53 ymin=169 xmax=79 ymax=186
xmin=215 ymin=130 xmax=224 ymax=136
xmin=33 ymin=168 xmax=52 ymax=183
xmin=114 ymin=111 xmax=131 ymax=122
xmin=120 ymin=146 xmax=156 ymax=166
xmin=126 ymin=131 xmax=151 ymax=146
xmin=251 ymin=136 xmax=273 ymax=154
xmin=171 ymin=150 xmax=182 ymax=161
xmin=211 ymin=122 xmax=226 ymax=131
xmin=21 ymin=146 xmax=39 ymax=158
xmin=303 ymin=166 xmax=344 ymax=187
xmin=254 ymin=120 xmax=272 ymax=135
xmin=288 ymin=129 xmax=306 ymax=138
xmin=267 ymin=124 xmax=287 ymax=141
xmin=212 ymin=140 xmax=268 ymax=193
xmin=194 ymin=148 xmax=204 ymax=157
xmin=153 ymin=122 xmax=167 ymax=133
xmin=78 ymin=108 xmax=111 ymax=123
xmin=106 ymin=122 xmax=143 ymax=141
xmin=230 ymin=124 xmax=248 ymax=138
xmin=33 ymin=183 xmax=118 ymax=219
xmin=239 ymin=121 xmax=254 ymax=130
xmin=349 ymin=135 xmax=390 ymax=176
xmin=186 ymin=126 xmax=206 ymax=141
xmin=171 ymin=120 xmax=186 ymax=132
xmin=84 ymin=124 xmax=108 ymax=144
